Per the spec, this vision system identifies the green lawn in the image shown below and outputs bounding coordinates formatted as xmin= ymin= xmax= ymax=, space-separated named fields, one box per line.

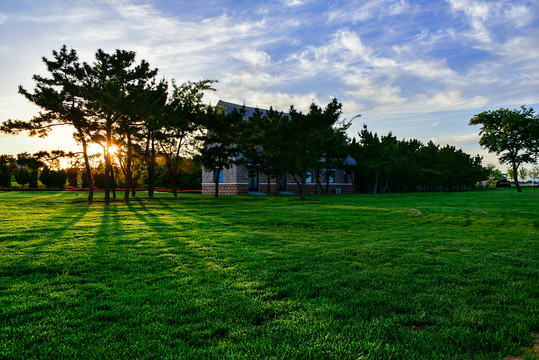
xmin=0 ymin=189 xmax=537 ymax=359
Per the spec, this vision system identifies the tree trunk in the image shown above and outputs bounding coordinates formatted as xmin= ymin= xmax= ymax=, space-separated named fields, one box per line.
xmin=170 ymin=158 xmax=178 ymax=197
xmin=80 ymin=135 xmax=93 ymax=204
xmin=325 ymin=166 xmax=330 ymax=194
xmin=512 ymin=164 xmax=522 ymax=192
xmin=124 ymin=134 xmax=132 ymax=202
xmin=148 ymin=133 xmax=156 ymax=198
xmin=373 ymin=171 xmax=379 ymax=194
xmin=382 ymin=179 xmax=389 ymax=194
xmin=111 ymin=165 xmax=116 ymax=200
xmin=267 ymin=174 xmax=271 ymax=195
xmin=300 ymin=170 xmax=307 ymax=201
xmin=214 ymin=169 xmax=219 ymax=198
xmin=104 ymin=115 xmax=112 ymax=205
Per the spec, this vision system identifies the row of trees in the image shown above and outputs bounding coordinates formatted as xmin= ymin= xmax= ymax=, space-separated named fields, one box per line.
xmin=198 ymin=99 xmax=352 ymax=200
xmin=0 ymin=152 xmax=201 ymax=191
xmin=1 ymin=46 xmax=214 ymax=204
xmin=197 ymin=101 xmax=494 ymax=197
xmin=0 ymin=152 xmax=68 ymax=188
xmin=349 ymin=126 xmax=486 ymax=193
xmin=5 ymin=45 xmax=531 ymax=202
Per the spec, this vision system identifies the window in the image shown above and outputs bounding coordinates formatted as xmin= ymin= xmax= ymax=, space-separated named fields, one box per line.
xmin=306 ymin=170 xmax=313 ymax=183
xmin=326 ymin=169 xmax=336 ymax=183
xmin=214 ymin=168 xmax=224 ymax=183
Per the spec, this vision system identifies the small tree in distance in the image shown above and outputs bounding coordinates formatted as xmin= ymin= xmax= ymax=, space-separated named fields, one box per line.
xmin=470 ymin=106 xmax=539 ymax=192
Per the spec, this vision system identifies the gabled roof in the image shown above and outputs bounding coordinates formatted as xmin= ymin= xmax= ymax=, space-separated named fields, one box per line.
xmin=217 ymin=100 xmax=288 ymax=119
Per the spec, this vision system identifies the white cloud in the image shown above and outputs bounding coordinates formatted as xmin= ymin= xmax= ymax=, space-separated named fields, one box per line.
xmin=448 ymin=133 xmax=481 ymax=147
xmin=281 ymin=0 xmax=305 ymax=6
xmin=234 ymin=49 xmax=272 ymax=70
xmin=423 ymin=90 xmax=488 ymax=110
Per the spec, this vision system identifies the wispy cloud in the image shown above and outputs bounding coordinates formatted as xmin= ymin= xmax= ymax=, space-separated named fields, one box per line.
xmin=1 ymin=0 xmax=538 ymax=167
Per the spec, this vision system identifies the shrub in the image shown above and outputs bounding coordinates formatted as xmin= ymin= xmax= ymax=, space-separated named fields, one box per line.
xmin=28 ymin=171 xmax=38 ymax=189
xmin=40 ymin=167 xmax=67 ymax=188
xmin=66 ymin=168 xmax=79 ymax=187
xmin=0 ymin=170 xmax=11 ymax=187
xmin=15 ymin=169 xmax=30 ymax=186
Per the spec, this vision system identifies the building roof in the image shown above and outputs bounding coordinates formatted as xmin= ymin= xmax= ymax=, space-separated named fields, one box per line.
xmin=217 ymin=100 xmax=287 ymax=119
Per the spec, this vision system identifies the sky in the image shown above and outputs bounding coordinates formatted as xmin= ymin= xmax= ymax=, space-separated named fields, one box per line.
xmin=1 ymin=0 xmax=538 ymax=170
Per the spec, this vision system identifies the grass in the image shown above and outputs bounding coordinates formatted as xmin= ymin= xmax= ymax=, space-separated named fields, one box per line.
xmin=0 ymin=189 xmax=537 ymax=359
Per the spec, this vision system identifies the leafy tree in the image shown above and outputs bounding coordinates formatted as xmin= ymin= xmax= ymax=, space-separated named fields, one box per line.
xmin=85 ymin=48 xmax=159 ymax=204
xmin=518 ymin=167 xmax=530 ymax=181
xmin=0 ymin=155 xmax=15 ymax=187
xmin=484 ymin=164 xmax=502 ymax=186
xmin=348 ymin=126 xmax=487 ymax=193
xmin=16 ymin=153 xmax=43 ymax=188
xmin=288 ymin=99 xmax=344 ymax=201
xmin=118 ymin=78 xmax=167 ymax=201
xmin=469 ymin=106 xmax=539 ymax=192
xmin=320 ymin=121 xmax=352 ymax=194
xmin=197 ymin=105 xmax=246 ymax=198
xmin=156 ymin=80 xmax=214 ymax=197
xmin=244 ymin=107 xmax=293 ymax=195
xmin=1 ymin=46 xmax=96 ymax=202
xmin=66 ymin=167 xmax=79 ymax=187
xmin=350 ymin=125 xmax=382 ymax=193
xmin=15 ymin=169 xmax=30 ymax=187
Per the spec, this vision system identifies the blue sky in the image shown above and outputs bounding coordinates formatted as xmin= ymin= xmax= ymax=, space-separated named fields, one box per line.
xmin=1 ymin=0 xmax=538 ymax=169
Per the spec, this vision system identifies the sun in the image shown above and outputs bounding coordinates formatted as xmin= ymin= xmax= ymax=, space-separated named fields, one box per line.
xmin=107 ymin=145 xmax=119 ymax=156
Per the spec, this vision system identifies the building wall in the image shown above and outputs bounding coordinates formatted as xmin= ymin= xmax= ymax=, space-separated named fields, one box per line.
xmin=202 ymin=165 xmax=355 ymax=195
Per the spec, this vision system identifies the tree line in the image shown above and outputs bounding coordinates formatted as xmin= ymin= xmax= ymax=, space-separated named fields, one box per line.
xmin=348 ymin=126 xmax=486 ymax=193
xmin=0 ymin=151 xmax=201 ymax=192
xmin=4 ymin=45 xmax=530 ymax=203
xmin=1 ymin=46 xmax=214 ymax=204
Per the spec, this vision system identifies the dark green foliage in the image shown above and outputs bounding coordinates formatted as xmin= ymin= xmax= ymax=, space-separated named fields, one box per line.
xmin=0 ymin=155 xmax=15 ymax=187
xmin=2 ymin=46 xmax=97 ymax=203
xmin=39 ymin=167 xmax=67 ymax=188
xmin=65 ymin=168 xmax=79 ymax=187
xmin=28 ymin=170 xmax=38 ymax=188
xmin=0 ymin=171 xmax=10 ymax=187
xmin=85 ymin=48 xmax=161 ymax=204
xmin=197 ymin=105 xmax=247 ymax=198
xmin=236 ymin=98 xmax=350 ymax=200
xmin=237 ymin=107 xmax=292 ymax=195
xmin=93 ymin=173 xmax=106 ymax=189
xmin=14 ymin=169 xmax=30 ymax=186
xmin=287 ymin=99 xmax=346 ymax=200
xmin=0 ymin=190 xmax=537 ymax=359
xmin=349 ymin=126 xmax=487 ymax=193
xmin=470 ymin=106 xmax=539 ymax=192
xmin=157 ymin=80 xmax=215 ymax=196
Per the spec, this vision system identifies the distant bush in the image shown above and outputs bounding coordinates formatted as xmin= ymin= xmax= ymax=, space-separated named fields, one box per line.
xmin=28 ymin=171 xmax=38 ymax=188
xmin=66 ymin=168 xmax=79 ymax=187
xmin=15 ymin=169 xmax=30 ymax=186
xmin=93 ymin=173 xmax=106 ymax=189
xmin=39 ymin=167 xmax=67 ymax=188
xmin=0 ymin=170 xmax=11 ymax=187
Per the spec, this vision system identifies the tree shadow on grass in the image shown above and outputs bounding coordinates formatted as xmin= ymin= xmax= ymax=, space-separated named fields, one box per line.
xmin=0 ymin=204 xmax=91 ymax=278
xmin=113 ymin=200 xmax=282 ymax=347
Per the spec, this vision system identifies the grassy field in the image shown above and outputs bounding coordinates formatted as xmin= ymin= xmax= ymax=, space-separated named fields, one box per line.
xmin=0 ymin=189 xmax=537 ymax=359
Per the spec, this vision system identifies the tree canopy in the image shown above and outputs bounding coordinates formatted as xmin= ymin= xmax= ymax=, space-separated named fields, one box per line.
xmin=469 ymin=106 xmax=539 ymax=192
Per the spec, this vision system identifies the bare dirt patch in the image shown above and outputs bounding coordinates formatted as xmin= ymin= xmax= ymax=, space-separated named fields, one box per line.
xmin=504 ymin=333 xmax=539 ymax=360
